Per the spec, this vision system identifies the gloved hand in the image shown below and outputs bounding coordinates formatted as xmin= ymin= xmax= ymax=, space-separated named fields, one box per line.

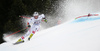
xmin=28 ymin=25 xmax=31 ymax=27
xmin=27 ymin=22 xmax=31 ymax=27
xmin=44 ymin=19 xmax=47 ymax=23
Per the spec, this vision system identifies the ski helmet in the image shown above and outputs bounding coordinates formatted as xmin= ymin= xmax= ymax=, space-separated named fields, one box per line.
xmin=33 ymin=12 xmax=39 ymax=16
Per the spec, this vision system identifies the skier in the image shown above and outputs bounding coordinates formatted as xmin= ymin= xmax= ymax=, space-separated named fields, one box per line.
xmin=16 ymin=12 xmax=47 ymax=43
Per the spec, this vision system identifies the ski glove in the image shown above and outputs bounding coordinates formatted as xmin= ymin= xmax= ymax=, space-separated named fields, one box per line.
xmin=44 ymin=19 xmax=47 ymax=23
xmin=43 ymin=18 xmax=47 ymax=23
xmin=28 ymin=25 xmax=31 ymax=27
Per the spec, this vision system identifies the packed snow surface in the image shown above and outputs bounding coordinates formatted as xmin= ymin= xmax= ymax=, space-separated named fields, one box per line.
xmin=0 ymin=16 xmax=100 ymax=51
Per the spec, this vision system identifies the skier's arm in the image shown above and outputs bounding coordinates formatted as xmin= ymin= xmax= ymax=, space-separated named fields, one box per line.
xmin=41 ymin=14 xmax=47 ymax=23
xmin=27 ymin=18 xmax=32 ymax=27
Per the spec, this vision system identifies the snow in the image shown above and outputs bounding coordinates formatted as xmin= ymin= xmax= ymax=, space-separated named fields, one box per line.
xmin=0 ymin=16 xmax=100 ymax=51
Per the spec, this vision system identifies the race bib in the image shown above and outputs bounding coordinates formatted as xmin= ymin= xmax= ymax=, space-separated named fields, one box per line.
xmin=34 ymin=20 xmax=40 ymax=25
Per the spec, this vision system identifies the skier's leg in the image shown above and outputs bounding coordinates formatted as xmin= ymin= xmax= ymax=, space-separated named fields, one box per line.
xmin=28 ymin=25 xmax=35 ymax=40
xmin=28 ymin=31 xmax=35 ymax=40
xmin=28 ymin=25 xmax=40 ymax=40
xmin=17 ymin=28 xmax=31 ymax=42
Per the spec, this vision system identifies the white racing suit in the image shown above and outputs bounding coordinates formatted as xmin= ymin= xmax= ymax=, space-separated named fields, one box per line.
xmin=20 ymin=14 xmax=45 ymax=40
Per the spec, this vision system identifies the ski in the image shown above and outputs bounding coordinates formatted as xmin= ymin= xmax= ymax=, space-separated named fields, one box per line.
xmin=13 ymin=41 xmax=24 ymax=45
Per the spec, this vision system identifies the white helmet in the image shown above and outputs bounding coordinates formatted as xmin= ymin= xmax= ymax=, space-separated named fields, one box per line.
xmin=33 ymin=12 xmax=39 ymax=16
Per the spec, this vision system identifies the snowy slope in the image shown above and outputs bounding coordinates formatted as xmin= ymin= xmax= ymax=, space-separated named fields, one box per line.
xmin=0 ymin=16 xmax=100 ymax=51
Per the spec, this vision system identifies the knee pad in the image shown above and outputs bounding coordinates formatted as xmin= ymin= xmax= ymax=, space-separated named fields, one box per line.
xmin=21 ymin=36 xmax=25 ymax=39
xmin=32 ymin=31 xmax=35 ymax=34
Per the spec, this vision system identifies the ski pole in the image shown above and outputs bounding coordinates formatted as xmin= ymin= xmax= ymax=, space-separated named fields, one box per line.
xmin=19 ymin=16 xmax=31 ymax=19
xmin=5 ymin=27 xmax=29 ymax=37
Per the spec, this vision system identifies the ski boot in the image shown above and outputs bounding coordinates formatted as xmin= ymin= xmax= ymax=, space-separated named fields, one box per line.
xmin=17 ymin=38 xmax=24 ymax=43
xmin=13 ymin=39 xmax=24 ymax=45
xmin=28 ymin=33 xmax=33 ymax=41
